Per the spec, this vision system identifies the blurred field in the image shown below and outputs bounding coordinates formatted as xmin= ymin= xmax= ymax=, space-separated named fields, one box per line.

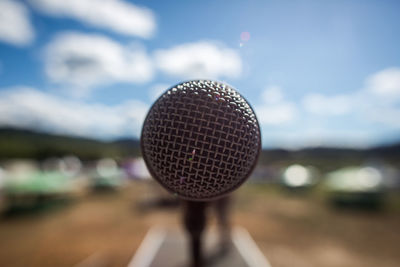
xmin=0 ymin=182 xmax=399 ymax=267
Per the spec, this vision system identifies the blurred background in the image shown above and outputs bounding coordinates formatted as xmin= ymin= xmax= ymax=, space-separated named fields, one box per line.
xmin=0 ymin=0 xmax=399 ymax=266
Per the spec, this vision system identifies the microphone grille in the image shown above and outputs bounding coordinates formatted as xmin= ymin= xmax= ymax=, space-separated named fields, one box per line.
xmin=141 ymin=80 xmax=261 ymax=201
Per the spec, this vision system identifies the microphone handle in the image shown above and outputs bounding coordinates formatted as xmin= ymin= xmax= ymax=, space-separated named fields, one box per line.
xmin=182 ymin=200 xmax=208 ymax=267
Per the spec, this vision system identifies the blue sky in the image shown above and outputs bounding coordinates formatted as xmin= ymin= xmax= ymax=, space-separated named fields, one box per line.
xmin=0 ymin=0 xmax=399 ymax=149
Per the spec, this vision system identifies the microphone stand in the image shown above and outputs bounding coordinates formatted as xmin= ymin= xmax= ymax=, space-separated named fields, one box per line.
xmin=182 ymin=196 xmax=231 ymax=267
xmin=183 ymin=201 xmax=208 ymax=267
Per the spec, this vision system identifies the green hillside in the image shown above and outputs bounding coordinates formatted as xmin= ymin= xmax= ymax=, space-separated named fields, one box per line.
xmin=0 ymin=128 xmax=140 ymax=160
xmin=0 ymin=128 xmax=399 ymax=170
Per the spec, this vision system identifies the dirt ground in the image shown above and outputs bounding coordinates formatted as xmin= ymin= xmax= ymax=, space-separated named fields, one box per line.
xmin=0 ymin=182 xmax=399 ymax=267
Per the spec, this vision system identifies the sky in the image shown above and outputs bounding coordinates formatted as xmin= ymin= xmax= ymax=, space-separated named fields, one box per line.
xmin=0 ymin=0 xmax=399 ymax=149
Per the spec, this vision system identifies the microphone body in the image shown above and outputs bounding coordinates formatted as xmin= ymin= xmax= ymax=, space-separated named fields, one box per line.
xmin=141 ymin=80 xmax=261 ymax=201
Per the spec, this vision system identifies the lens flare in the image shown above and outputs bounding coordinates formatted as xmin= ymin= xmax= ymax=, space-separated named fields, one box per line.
xmin=240 ymin=31 xmax=250 ymax=42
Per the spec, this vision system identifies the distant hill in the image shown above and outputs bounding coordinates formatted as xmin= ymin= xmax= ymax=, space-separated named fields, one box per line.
xmin=259 ymin=144 xmax=400 ymax=171
xmin=0 ymin=127 xmax=399 ymax=169
xmin=111 ymin=138 xmax=140 ymax=148
xmin=0 ymin=128 xmax=140 ymax=160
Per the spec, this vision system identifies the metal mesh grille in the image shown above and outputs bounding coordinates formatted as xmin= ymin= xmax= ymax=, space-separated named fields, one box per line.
xmin=141 ymin=80 xmax=261 ymax=201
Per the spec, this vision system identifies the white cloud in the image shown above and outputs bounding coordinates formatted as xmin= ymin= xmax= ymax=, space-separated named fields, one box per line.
xmin=255 ymin=86 xmax=297 ymax=125
xmin=262 ymin=128 xmax=374 ymax=150
xmin=154 ymin=41 xmax=242 ymax=79
xmin=302 ymin=93 xmax=352 ymax=116
xmin=256 ymin=103 xmax=297 ymax=125
xmin=258 ymin=67 xmax=400 ymax=148
xmin=300 ymin=67 xmax=400 ymax=129
xmin=0 ymin=0 xmax=34 ymax=46
xmin=366 ymin=107 xmax=400 ymax=128
xmin=29 ymin=0 xmax=155 ymax=38
xmin=361 ymin=67 xmax=400 ymax=128
xmin=0 ymin=87 xmax=148 ymax=138
xmin=262 ymin=85 xmax=283 ymax=104
xmin=149 ymin=83 xmax=169 ymax=101
xmin=365 ymin=67 xmax=400 ymax=99
xmin=45 ymin=32 xmax=153 ymax=95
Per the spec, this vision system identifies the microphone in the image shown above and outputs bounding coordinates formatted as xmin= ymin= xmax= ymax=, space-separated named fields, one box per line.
xmin=141 ymin=80 xmax=261 ymax=201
